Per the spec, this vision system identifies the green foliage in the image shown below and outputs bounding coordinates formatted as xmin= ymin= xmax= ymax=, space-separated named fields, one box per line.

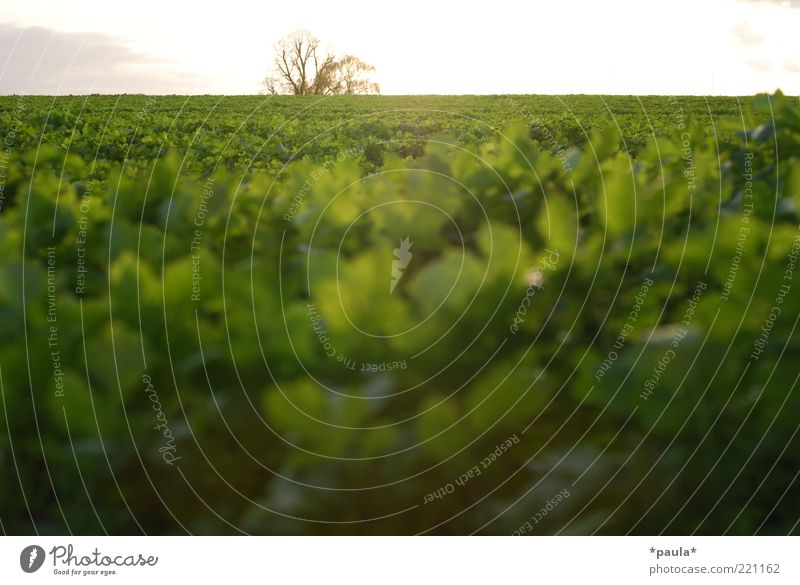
xmin=1 ymin=93 xmax=799 ymax=535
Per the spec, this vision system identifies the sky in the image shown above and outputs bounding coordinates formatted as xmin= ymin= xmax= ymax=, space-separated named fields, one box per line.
xmin=1 ymin=0 xmax=799 ymax=95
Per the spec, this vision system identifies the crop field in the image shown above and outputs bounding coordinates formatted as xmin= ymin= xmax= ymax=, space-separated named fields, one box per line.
xmin=1 ymin=92 xmax=799 ymax=535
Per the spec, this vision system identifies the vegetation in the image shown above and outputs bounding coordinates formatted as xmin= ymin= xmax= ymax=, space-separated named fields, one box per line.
xmin=0 ymin=92 xmax=798 ymax=535
xmin=263 ymin=30 xmax=379 ymax=95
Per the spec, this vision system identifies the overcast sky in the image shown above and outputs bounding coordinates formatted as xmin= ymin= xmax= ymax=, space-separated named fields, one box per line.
xmin=1 ymin=0 xmax=799 ymax=95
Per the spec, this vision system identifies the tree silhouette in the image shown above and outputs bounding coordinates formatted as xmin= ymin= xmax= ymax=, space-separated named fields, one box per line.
xmin=263 ymin=30 xmax=379 ymax=95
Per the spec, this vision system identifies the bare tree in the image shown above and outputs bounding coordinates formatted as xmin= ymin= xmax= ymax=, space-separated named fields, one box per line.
xmin=332 ymin=55 xmax=380 ymax=95
xmin=263 ymin=31 xmax=379 ymax=95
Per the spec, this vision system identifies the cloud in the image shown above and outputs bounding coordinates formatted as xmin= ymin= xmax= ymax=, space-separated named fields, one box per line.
xmin=745 ymin=58 xmax=800 ymax=74
xmin=732 ymin=22 xmax=766 ymax=45
xmin=738 ymin=0 xmax=800 ymax=6
xmin=0 ymin=23 xmax=206 ymax=94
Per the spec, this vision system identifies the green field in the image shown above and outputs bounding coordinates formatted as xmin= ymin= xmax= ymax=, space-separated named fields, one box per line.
xmin=0 ymin=94 xmax=757 ymax=172
xmin=1 ymin=93 xmax=799 ymax=535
